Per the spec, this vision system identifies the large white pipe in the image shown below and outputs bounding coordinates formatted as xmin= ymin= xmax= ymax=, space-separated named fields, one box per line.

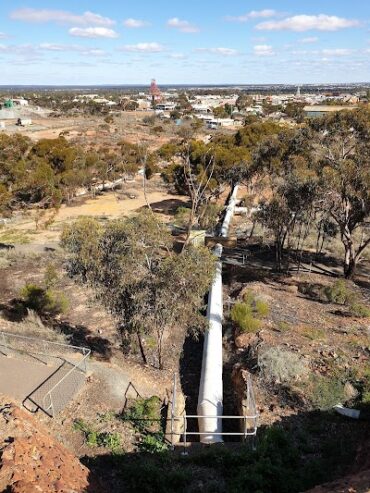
xmin=197 ymin=186 xmax=239 ymax=443
xmin=220 ymin=185 xmax=239 ymax=238
xmin=197 ymin=244 xmax=224 ymax=443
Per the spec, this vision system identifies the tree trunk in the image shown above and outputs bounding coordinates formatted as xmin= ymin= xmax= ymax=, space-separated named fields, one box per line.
xmin=275 ymin=238 xmax=283 ymax=272
xmin=182 ymin=208 xmax=196 ymax=251
xmin=137 ymin=332 xmax=148 ymax=365
xmin=157 ymin=328 xmax=164 ymax=370
xmin=344 ymin=245 xmax=357 ymax=279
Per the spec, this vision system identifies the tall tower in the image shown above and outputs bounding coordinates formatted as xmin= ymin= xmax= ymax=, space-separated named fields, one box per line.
xmin=296 ymin=85 xmax=301 ymax=98
xmin=149 ymin=79 xmax=162 ymax=106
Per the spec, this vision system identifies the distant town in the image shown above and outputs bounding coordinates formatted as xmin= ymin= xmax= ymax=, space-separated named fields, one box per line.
xmin=0 ymin=81 xmax=368 ymax=133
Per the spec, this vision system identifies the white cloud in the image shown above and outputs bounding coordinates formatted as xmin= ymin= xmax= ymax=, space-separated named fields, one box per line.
xmin=196 ymin=47 xmax=239 ymax=56
xmin=39 ymin=43 xmax=106 ymax=56
xmin=10 ymin=8 xmax=115 ymax=26
xmin=170 ymin=53 xmax=186 ymax=59
xmin=291 ymin=48 xmax=355 ymax=57
xmin=123 ymin=18 xmax=150 ymax=28
xmin=167 ymin=18 xmax=199 ymax=33
xmin=253 ymin=44 xmax=274 ymax=56
xmin=300 ymin=36 xmax=319 ymax=43
xmin=321 ymin=48 xmax=354 ymax=56
xmin=69 ymin=27 xmax=119 ymax=39
xmin=0 ymin=33 xmax=8 ymax=39
xmin=256 ymin=14 xmax=360 ymax=32
xmin=120 ymin=42 xmax=165 ymax=53
xmin=226 ymin=9 xmax=279 ymax=22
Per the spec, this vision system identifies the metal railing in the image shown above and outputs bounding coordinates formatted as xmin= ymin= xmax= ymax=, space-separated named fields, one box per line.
xmin=0 ymin=331 xmax=90 ymax=417
xmin=173 ymin=414 xmax=258 ymax=454
xmin=169 ymin=373 xmax=258 ymax=454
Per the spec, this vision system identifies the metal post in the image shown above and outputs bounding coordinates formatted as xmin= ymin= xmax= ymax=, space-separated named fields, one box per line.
xmin=182 ymin=414 xmax=188 ymax=456
xmin=171 ymin=374 xmax=176 ymax=450
xmin=1 ymin=332 xmax=7 ymax=356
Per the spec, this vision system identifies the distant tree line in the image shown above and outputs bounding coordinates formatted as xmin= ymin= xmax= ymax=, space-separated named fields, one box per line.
xmin=0 ymin=135 xmax=154 ymax=215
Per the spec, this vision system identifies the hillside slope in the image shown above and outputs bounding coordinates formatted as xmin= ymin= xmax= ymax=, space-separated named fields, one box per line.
xmin=0 ymin=395 xmax=102 ymax=493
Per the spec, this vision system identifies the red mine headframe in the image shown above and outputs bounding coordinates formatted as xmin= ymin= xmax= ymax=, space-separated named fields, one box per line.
xmin=149 ymin=79 xmax=162 ymax=103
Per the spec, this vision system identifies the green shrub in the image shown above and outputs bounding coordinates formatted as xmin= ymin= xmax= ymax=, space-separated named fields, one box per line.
xmin=46 ymin=290 xmax=69 ymax=314
xmin=20 ymin=283 xmax=68 ymax=316
xmin=138 ymin=431 xmax=168 ymax=453
xmin=243 ymin=289 xmax=255 ymax=305
xmin=349 ymin=303 xmax=370 ymax=318
xmin=73 ymin=419 xmax=121 ymax=452
xmin=309 ymin=375 xmax=345 ymax=410
xmin=255 ymin=299 xmax=270 ymax=317
xmin=199 ymin=203 xmax=222 ymax=231
xmin=240 ymin=314 xmax=262 ymax=333
xmin=323 ymin=280 xmax=355 ymax=305
xmin=232 ymin=290 xmax=270 ymax=334
xmin=96 ymin=432 xmax=121 ymax=451
xmin=174 ymin=207 xmax=191 ymax=229
xmin=277 ymin=321 xmax=290 ymax=332
xmin=361 ymin=391 xmax=370 ymax=405
xmin=44 ymin=263 xmax=59 ymax=289
xmin=231 ymin=302 xmax=261 ymax=333
xmin=123 ymin=396 xmax=162 ymax=432
xmin=300 ymin=326 xmax=326 ymax=341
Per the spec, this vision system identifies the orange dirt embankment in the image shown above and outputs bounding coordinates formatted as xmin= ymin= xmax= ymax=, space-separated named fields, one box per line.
xmin=0 ymin=396 xmax=102 ymax=493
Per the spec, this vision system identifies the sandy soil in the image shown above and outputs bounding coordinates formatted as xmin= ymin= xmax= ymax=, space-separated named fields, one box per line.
xmin=0 ymin=177 xmax=188 ymax=248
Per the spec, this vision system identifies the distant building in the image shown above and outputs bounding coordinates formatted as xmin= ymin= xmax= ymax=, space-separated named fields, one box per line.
xmin=155 ymin=102 xmax=176 ymax=112
xmin=192 ymin=104 xmax=212 ymax=114
xmin=136 ymin=99 xmax=151 ymax=111
xmin=16 ymin=118 xmax=32 ymax=126
xmin=12 ymin=99 xmax=29 ymax=107
xmin=149 ymin=79 xmax=162 ymax=105
xmin=304 ymin=105 xmax=357 ymax=118
xmin=207 ymin=118 xmax=238 ymax=129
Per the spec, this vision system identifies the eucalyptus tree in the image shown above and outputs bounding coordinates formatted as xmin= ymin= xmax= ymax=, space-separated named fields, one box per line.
xmin=61 ymin=211 xmax=216 ymax=369
xmin=309 ymin=108 xmax=370 ymax=278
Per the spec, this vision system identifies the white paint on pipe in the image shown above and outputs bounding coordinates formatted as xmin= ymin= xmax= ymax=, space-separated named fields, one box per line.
xmin=197 ymin=244 xmax=224 ymax=443
xmin=197 ymin=186 xmax=239 ymax=443
xmin=333 ymin=404 xmax=360 ymax=419
xmin=220 ymin=185 xmax=239 ymax=238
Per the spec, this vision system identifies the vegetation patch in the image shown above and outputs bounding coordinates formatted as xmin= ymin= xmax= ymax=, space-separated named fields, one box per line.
xmin=20 ymin=283 xmax=69 ymax=316
xmin=73 ymin=418 xmax=122 ymax=453
xmin=123 ymin=396 xmax=168 ymax=453
xmin=258 ymin=346 xmax=307 ymax=384
xmin=231 ymin=290 xmax=269 ymax=334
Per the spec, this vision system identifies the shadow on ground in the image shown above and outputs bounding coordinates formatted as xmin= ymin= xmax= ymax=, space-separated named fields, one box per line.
xmin=81 ymin=404 xmax=370 ymax=493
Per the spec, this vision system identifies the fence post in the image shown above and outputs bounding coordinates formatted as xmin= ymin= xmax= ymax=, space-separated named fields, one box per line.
xmin=182 ymin=414 xmax=188 ymax=456
xmin=171 ymin=374 xmax=176 ymax=450
xmin=1 ymin=332 xmax=8 ymax=356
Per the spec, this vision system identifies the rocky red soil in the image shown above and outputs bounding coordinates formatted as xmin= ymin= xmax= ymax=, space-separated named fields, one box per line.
xmin=0 ymin=396 xmax=102 ymax=493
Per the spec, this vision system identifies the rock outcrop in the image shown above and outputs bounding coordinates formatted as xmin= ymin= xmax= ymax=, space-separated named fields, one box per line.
xmin=0 ymin=395 xmax=102 ymax=493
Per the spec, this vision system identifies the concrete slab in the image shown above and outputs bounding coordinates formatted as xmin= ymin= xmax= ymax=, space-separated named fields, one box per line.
xmin=0 ymin=354 xmax=58 ymax=404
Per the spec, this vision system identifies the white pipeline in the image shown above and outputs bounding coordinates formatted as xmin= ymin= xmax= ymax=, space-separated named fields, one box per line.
xmin=197 ymin=185 xmax=239 ymax=443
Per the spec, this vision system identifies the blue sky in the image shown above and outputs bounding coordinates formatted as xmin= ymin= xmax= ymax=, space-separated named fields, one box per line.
xmin=0 ymin=1 xmax=369 ymax=85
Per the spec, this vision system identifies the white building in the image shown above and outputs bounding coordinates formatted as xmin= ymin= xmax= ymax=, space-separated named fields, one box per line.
xmin=207 ymin=118 xmax=237 ymax=129
xmin=155 ymin=102 xmax=176 ymax=111
xmin=12 ymin=99 xmax=29 ymax=106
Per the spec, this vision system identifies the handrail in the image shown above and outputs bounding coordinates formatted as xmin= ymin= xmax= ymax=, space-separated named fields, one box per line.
xmin=42 ymin=348 xmax=91 ymax=416
xmin=0 ymin=331 xmax=88 ymax=353
xmin=0 ymin=331 xmax=90 ymax=417
xmin=179 ymin=412 xmax=258 ymax=454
